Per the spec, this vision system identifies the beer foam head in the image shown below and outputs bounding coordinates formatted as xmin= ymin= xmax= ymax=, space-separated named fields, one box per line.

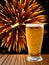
xmin=26 ymin=23 xmax=44 ymax=27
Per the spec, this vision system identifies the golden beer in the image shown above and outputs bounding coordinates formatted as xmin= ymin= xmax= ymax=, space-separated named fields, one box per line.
xmin=26 ymin=24 xmax=44 ymax=61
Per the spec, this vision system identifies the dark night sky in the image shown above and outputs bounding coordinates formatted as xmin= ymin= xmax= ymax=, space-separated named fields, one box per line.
xmin=0 ymin=0 xmax=49 ymax=54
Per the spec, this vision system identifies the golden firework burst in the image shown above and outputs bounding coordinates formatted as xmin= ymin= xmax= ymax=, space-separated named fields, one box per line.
xmin=0 ymin=0 xmax=46 ymax=52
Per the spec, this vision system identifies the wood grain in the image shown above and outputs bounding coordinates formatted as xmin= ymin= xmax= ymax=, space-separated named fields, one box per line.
xmin=0 ymin=54 xmax=49 ymax=65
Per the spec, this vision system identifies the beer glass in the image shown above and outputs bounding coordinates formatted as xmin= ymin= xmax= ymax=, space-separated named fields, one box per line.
xmin=26 ymin=23 xmax=44 ymax=62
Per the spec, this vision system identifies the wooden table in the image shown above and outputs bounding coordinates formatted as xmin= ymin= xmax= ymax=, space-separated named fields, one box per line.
xmin=0 ymin=54 xmax=49 ymax=65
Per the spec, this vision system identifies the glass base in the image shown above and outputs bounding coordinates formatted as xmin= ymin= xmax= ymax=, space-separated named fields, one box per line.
xmin=27 ymin=55 xmax=43 ymax=62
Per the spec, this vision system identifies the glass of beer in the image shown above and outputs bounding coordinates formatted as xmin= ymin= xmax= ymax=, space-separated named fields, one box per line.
xmin=26 ymin=23 xmax=44 ymax=62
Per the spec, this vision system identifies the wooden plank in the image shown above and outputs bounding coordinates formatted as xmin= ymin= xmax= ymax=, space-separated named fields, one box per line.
xmin=0 ymin=54 xmax=49 ymax=65
xmin=0 ymin=55 xmax=4 ymax=59
xmin=0 ymin=55 xmax=8 ymax=65
xmin=10 ymin=55 xmax=16 ymax=65
xmin=6 ymin=55 xmax=13 ymax=65
xmin=2 ymin=55 xmax=11 ymax=65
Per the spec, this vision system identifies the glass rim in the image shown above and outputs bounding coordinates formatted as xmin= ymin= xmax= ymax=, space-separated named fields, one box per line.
xmin=25 ymin=23 xmax=45 ymax=27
